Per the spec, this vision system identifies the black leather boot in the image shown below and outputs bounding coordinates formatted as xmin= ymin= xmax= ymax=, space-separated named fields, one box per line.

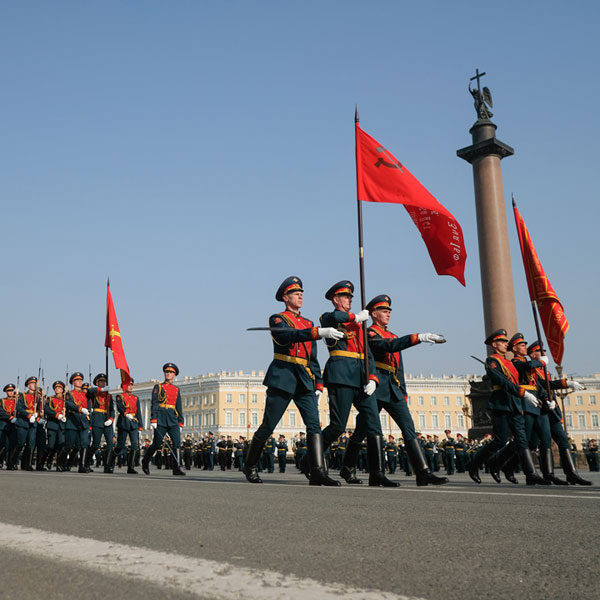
xmin=0 ymin=446 xmax=6 ymax=468
xmin=85 ymin=447 xmax=95 ymax=473
xmin=308 ymin=433 xmax=341 ymax=486
xmin=489 ymin=442 xmax=514 ymax=484
xmin=500 ymin=451 xmax=519 ymax=484
xmin=78 ymin=449 xmax=88 ymax=473
xmin=36 ymin=449 xmax=49 ymax=471
xmin=540 ymin=448 xmax=568 ymax=485
xmin=522 ymin=448 xmax=549 ymax=485
xmin=127 ymin=448 xmax=138 ymax=474
xmin=45 ymin=450 xmax=56 ymax=471
xmin=560 ymin=447 xmax=592 ymax=485
xmin=103 ymin=449 xmax=115 ymax=474
xmin=7 ymin=447 xmax=21 ymax=470
xmin=242 ymin=437 xmax=264 ymax=483
xmin=141 ymin=443 xmax=157 ymax=475
xmin=339 ymin=438 xmax=363 ymax=484
xmin=172 ymin=450 xmax=186 ymax=476
xmin=56 ymin=448 xmax=68 ymax=472
xmin=405 ymin=438 xmax=448 ymax=486
xmin=467 ymin=441 xmax=497 ymax=484
xmin=21 ymin=447 xmax=34 ymax=471
xmin=367 ymin=436 xmax=399 ymax=487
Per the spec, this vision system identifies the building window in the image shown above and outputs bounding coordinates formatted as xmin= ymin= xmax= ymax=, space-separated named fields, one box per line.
xmin=240 ymin=393 xmax=246 ymax=404
xmin=239 ymin=411 xmax=246 ymax=427
xmin=251 ymin=411 xmax=258 ymax=427
xmin=431 ymin=413 xmax=439 ymax=428
xmin=564 ymin=397 xmax=570 ymax=406
xmin=444 ymin=414 xmax=452 ymax=429
xmin=418 ymin=413 xmax=426 ymax=428
xmin=431 ymin=396 xmax=437 ymax=406
xmin=204 ymin=395 xmax=209 ymax=406
xmin=418 ymin=396 xmax=424 ymax=406
xmin=457 ymin=414 xmax=465 ymax=428
xmin=444 ymin=396 xmax=450 ymax=406
xmin=591 ymin=414 xmax=599 ymax=427
xmin=226 ymin=393 xmax=232 ymax=404
xmin=289 ymin=410 xmax=297 ymax=427
xmin=381 ymin=413 xmax=388 ymax=427
xmin=406 ymin=396 xmax=411 ymax=406
xmin=204 ymin=413 xmax=209 ymax=426
xmin=211 ymin=412 xmax=216 ymax=426
xmin=578 ymin=413 xmax=586 ymax=428
xmin=590 ymin=395 xmax=596 ymax=405
xmin=456 ymin=397 xmax=463 ymax=407
xmin=251 ymin=394 xmax=258 ymax=404
xmin=225 ymin=411 xmax=232 ymax=426
xmin=184 ymin=398 xmax=189 ymax=407
xmin=212 ymin=394 xmax=216 ymax=405
xmin=576 ymin=396 xmax=583 ymax=406
xmin=565 ymin=413 xmax=573 ymax=427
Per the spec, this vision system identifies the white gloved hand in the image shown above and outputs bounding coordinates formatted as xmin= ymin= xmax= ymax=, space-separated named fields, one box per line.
xmin=539 ymin=355 xmax=549 ymax=366
xmin=318 ymin=327 xmax=345 ymax=340
xmin=60 ymin=415 xmax=67 ymax=422
xmin=104 ymin=419 xmax=113 ymax=427
xmin=180 ymin=426 xmax=183 ymax=431
xmin=29 ymin=415 xmax=36 ymax=424
xmin=315 ymin=389 xmax=323 ymax=399
xmin=81 ymin=407 xmax=89 ymax=416
xmin=523 ymin=391 xmax=540 ymax=408
xmin=10 ymin=417 xmax=17 ymax=424
xmin=32 ymin=412 xmax=38 ymax=419
xmin=150 ymin=422 xmax=157 ymax=430
xmin=363 ymin=380 xmax=377 ymax=396
xmin=354 ymin=309 xmax=370 ymax=324
xmin=568 ymin=381 xmax=585 ymax=391
xmin=547 ymin=400 xmax=556 ymax=410
xmin=125 ymin=413 xmax=134 ymax=420
xmin=418 ymin=333 xmax=445 ymax=344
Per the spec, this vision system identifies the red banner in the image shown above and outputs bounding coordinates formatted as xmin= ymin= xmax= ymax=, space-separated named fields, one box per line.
xmin=105 ymin=282 xmax=131 ymax=383
xmin=355 ymin=123 xmax=466 ymax=286
xmin=513 ymin=202 xmax=569 ymax=365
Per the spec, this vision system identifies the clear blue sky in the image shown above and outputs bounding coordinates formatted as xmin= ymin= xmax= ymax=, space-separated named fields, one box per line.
xmin=2 ymin=1 xmax=598 ymax=387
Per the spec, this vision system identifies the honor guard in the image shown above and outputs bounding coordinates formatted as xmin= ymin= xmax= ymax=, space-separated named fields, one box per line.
xmin=44 ymin=381 xmax=68 ymax=471
xmin=527 ymin=341 xmax=590 ymax=485
xmin=65 ymin=372 xmax=92 ymax=473
xmin=454 ymin=433 xmax=467 ymax=473
xmin=114 ymin=377 xmax=143 ymax=475
xmin=14 ymin=376 xmax=40 ymax=471
xmin=1 ymin=384 xmax=18 ymax=470
xmin=182 ymin=434 xmax=194 ymax=470
xmin=88 ymin=374 xmax=116 ymax=474
xmin=141 ymin=363 xmax=185 ymax=476
xmin=342 ymin=295 xmax=447 ymax=486
xmin=243 ymin=276 xmax=342 ymax=485
xmin=442 ymin=430 xmax=456 ymax=475
xmin=263 ymin=436 xmax=276 ymax=473
xmin=468 ymin=330 xmax=546 ymax=485
xmin=384 ymin=435 xmax=398 ymax=474
xmin=276 ymin=435 xmax=288 ymax=473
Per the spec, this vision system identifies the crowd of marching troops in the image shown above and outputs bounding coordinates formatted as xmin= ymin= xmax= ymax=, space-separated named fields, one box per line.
xmin=2 ymin=277 xmax=598 ymax=484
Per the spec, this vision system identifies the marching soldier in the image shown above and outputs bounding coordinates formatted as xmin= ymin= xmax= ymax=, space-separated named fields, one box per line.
xmin=114 ymin=377 xmax=143 ymax=475
xmin=442 ymin=430 xmax=456 ymax=475
xmin=15 ymin=376 xmax=40 ymax=471
xmin=44 ymin=381 xmax=68 ymax=471
xmin=65 ymin=372 xmax=92 ymax=473
xmin=141 ymin=363 xmax=185 ymax=476
xmin=243 ymin=276 xmax=342 ymax=485
xmin=203 ymin=432 xmax=215 ymax=470
xmin=1 ymin=384 xmax=18 ymax=469
xmin=341 ymin=295 xmax=448 ymax=486
xmin=468 ymin=330 xmax=547 ymax=485
xmin=424 ymin=435 xmax=434 ymax=471
xmin=454 ymin=433 xmax=467 ymax=473
xmin=88 ymin=374 xmax=115 ymax=474
xmin=276 ymin=434 xmax=288 ymax=473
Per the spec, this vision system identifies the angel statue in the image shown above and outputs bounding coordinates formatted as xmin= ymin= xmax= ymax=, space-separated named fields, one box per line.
xmin=469 ymin=82 xmax=493 ymax=121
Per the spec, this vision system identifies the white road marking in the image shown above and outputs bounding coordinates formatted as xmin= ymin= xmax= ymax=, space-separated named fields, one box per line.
xmin=0 ymin=522 xmax=424 ymax=600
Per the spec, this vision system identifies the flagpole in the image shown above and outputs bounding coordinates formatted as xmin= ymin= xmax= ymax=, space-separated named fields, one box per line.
xmin=106 ymin=278 xmax=110 ymax=389
xmin=354 ymin=106 xmax=370 ymax=384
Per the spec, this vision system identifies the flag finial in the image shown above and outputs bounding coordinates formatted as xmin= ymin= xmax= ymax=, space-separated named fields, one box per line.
xmin=355 ymin=105 xmax=359 ymax=123
xmin=511 ymin=193 xmax=516 ymax=207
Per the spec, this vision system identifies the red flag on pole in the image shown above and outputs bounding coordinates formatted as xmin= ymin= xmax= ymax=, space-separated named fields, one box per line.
xmin=105 ymin=282 xmax=131 ymax=383
xmin=355 ymin=123 xmax=467 ymax=286
xmin=513 ymin=202 xmax=569 ymax=365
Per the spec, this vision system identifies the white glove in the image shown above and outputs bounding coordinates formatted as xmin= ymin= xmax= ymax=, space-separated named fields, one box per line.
xmin=104 ymin=419 xmax=113 ymax=427
xmin=315 ymin=389 xmax=323 ymax=399
xmin=81 ymin=407 xmax=89 ymax=416
xmin=568 ymin=381 xmax=585 ymax=391
xmin=29 ymin=415 xmax=36 ymax=424
xmin=523 ymin=391 xmax=540 ymax=408
xmin=180 ymin=426 xmax=183 ymax=431
xmin=547 ymin=400 xmax=556 ymax=410
xmin=151 ymin=422 xmax=157 ymax=430
xmin=539 ymin=355 xmax=549 ymax=366
xmin=318 ymin=327 xmax=345 ymax=340
xmin=60 ymin=415 xmax=67 ymax=422
xmin=125 ymin=413 xmax=134 ymax=420
xmin=354 ymin=309 xmax=370 ymax=324
xmin=363 ymin=380 xmax=377 ymax=396
xmin=418 ymin=333 xmax=445 ymax=344
xmin=10 ymin=417 xmax=17 ymax=424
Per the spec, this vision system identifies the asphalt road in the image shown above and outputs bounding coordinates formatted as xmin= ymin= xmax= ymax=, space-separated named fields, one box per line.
xmin=1 ymin=466 xmax=599 ymax=600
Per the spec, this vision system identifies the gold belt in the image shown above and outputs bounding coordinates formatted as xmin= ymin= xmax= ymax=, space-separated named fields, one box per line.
xmin=273 ymin=353 xmax=309 ymax=366
xmin=375 ymin=361 xmax=395 ymax=373
xmin=330 ymin=350 xmax=364 ymax=359
xmin=93 ymin=408 xmax=107 ymax=413
xmin=158 ymin=403 xmax=176 ymax=409
xmin=492 ymin=384 xmax=536 ymax=391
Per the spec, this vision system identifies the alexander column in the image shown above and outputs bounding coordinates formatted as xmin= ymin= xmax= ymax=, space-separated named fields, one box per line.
xmin=457 ymin=70 xmax=517 ymax=437
xmin=457 ymin=69 xmax=518 ymax=343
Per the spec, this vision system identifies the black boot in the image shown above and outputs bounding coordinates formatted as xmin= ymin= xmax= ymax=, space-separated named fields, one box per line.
xmin=56 ymin=449 xmax=68 ymax=472
xmin=367 ymin=436 xmax=399 ymax=487
xmin=36 ymin=449 xmax=49 ymax=471
xmin=78 ymin=449 xmax=88 ymax=473
xmin=45 ymin=450 xmax=56 ymax=471
xmin=141 ymin=445 xmax=156 ymax=475
xmin=405 ymin=438 xmax=448 ymax=486
xmin=242 ymin=438 xmax=264 ymax=483
xmin=308 ymin=433 xmax=341 ymax=486
xmin=127 ymin=448 xmax=138 ymax=474
xmin=7 ymin=447 xmax=21 ymax=470
xmin=339 ymin=439 xmax=363 ymax=484
xmin=104 ymin=449 xmax=115 ymax=474
xmin=489 ymin=442 xmax=514 ymax=484
xmin=21 ymin=447 xmax=34 ymax=471
xmin=539 ymin=448 xmax=568 ymax=485
xmin=560 ymin=447 xmax=592 ymax=485
xmin=467 ymin=441 xmax=497 ymax=484
xmin=172 ymin=450 xmax=186 ymax=476
xmin=500 ymin=451 xmax=519 ymax=484
xmin=84 ymin=447 xmax=95 ymax=473
xmin=522 ymin=448 xmax=549 ymax=485
xmin=0 ymin=446 xmax=6 ymax=468
xmin=67 ymin=447 xmax=79 ymax=471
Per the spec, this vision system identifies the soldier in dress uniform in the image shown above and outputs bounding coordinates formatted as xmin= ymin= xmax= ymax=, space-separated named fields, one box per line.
xmin=243 ymin=277 xmax=341 ymax=485
xmin=454 ymin=433 xmax=467 ymax=473
xmin=385 ymin=435 xmax=398 ymax=474
xmin=442 ymin=430 xmax=456 ymax=475
xmin=263 ymin=435 xmax=276 ymax=473
xmin=586 ymin=440 xmax=599 ymax=472
xmin=141 ymin=363 xmax=185 ymax=476
xmin=225 ymin=436 xmax=234 ymax=469
xmin=87 ymin=374 xmax=115 ymax=474
xmin=468 ymin=330 xmax=547 ymax=485
xmin=65 ymin=372 xmax=92 ymax=473
xmin=14 ymin=376 xmax=40 ymax=471
xmin=203 ymin=432 xmax=215 ymax=470
xmin=217 ymin=435 xmax=227 ymax=470
xmin=341 ymin=295 xmax=448 ymax=486
xmin=294 ymin=432 xmax=307 ymax=470
xmin=44 ymin=381 xmax=68 ymax=471
xmin=1 ymin=384 xmax=18 ymax=469
xmin=234 ymin=436 xmax=245 ymax=471
xmin=182 ymin=434 xmax=194 ymax=470
xmin=276 ymin=435 xmax=288 ymax=473
xmin=114 ymin=377 xmax=143 ymax=475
